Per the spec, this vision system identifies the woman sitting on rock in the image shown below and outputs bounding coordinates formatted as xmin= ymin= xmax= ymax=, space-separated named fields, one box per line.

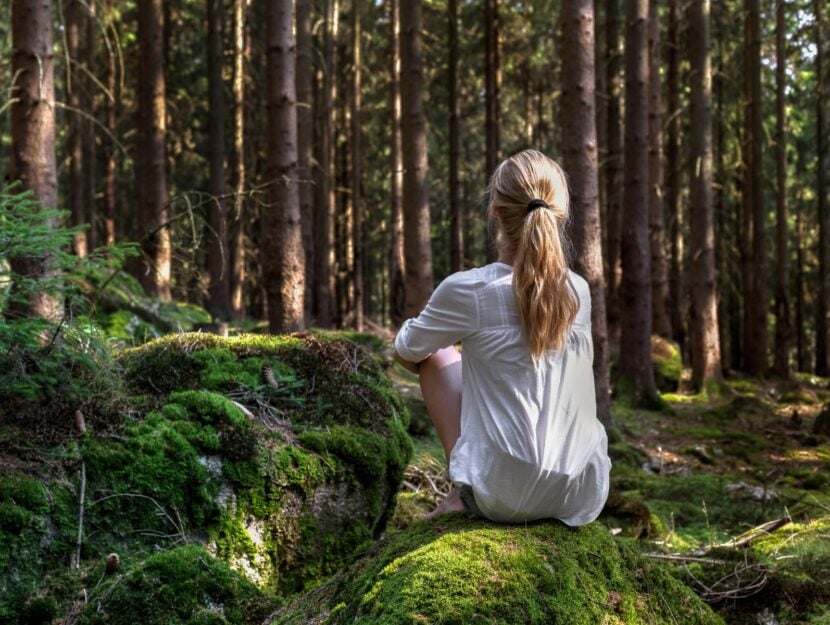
xmin=394 ymin=149 xmax=611 ymax=525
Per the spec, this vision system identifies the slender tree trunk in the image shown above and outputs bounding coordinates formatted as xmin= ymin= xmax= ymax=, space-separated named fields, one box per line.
xmin=400 ymin=0 xmax=432 ymax=318
xmin=264 ymin=0 xmax=305 ymax=332
xmin=351 ymin=0 xmax=364 ymax=330
xmin=688 ymin=0 xmax=722 ymax=390
xmin=815 ymin=0 xmax=829 ymax=376
xmin=666 ymin=0 xmax=684 ymax=350
xmin=103 ymin=0 xmax=117 ymax=246
xmin=605 ymin=0 xmax=623 ymax=346
xmin=742 ymin=0 xmax=768 ymax=374
xmin=796 ymin=191 xmax=807 ymax=371
xmin=207 ymin=0 xmax=232 ymax=320
xmin=389 ymin=0 xmax=405 ymax=326
xmin=595 ymin=0 xmax=606 ymax=252
xmin=620 ymin=0 xmax=659 ymax=406
xmin=314 ymin=0 xmax=337 ymax=326
xmin=296 ymin=0 xmax=313 ymax=324
xmin=561 ymin=0 xmax=613 ymax=428
xmin=136 ymin=0 xmax=171 ymax=300
xmin=8 ymin=0 xmax=62 ymax=321
xmin=648 ymin=0 xmax=669 ymax=338
xmin=484 ymin=0 xmax=500 ymax=262
xmin=448 ymin=0 xmax=463 ymax=274
xmin=84 ymin=0 xmax=97 ymax=249
xmin=66 ymin=0 xmax=88 ymax=258
xmin=773 ymin=0 xmax=791 ymax=377
xmin=229 ymin=0 xmax=247 ymax=318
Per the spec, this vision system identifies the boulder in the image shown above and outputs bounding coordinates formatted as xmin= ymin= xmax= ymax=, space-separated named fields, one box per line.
xmin=269 ymin=516 xmax=724 ymax=625
xmin=0 ymin=332 xmax=412 ymax=621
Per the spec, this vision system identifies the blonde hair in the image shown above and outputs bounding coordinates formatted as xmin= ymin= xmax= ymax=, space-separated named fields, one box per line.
xmin=488 ymin=149 xmax=578 ymax=359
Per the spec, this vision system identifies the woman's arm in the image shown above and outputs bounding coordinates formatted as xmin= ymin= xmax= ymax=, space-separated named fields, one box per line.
xmin=393 ymin=351 xmax=421 ymax=374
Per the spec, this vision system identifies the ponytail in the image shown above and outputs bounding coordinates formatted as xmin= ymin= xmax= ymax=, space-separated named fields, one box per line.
xmin=489 ymin=150 xmax=577 ymax=359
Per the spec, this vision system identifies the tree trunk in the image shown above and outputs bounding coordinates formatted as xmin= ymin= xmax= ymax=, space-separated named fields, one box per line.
xmin=620 ymin=0 xmax=659 ymax=406
xmin=314 ymin=0 xmax=337 ymax=326
xmin=400 ymin=0 xmax=433 ymax=318
xmin=815 ymin=0 xmax=829 ymax=376
xmin=773 ymin=0 xmax=791 ymax=377
xmin=666 ymin=0 xmax=684 ymax=351
xmin=741 ymin=0 xmax=768 ymax=374
xmin=102 ymin=0 xmax=117 ymax=246
xmin=8 ymin=0 xmax=62 ymax=321
xmin=136 ymin=0 xmax=171 ymax=300
xmin=229 ymin=0 xmax=247 ymax=318
xmin=264 ymin=0 xmax=305 ymax=332
xmin=484 ymin=0 xmax=500 ymax=262
xmin=296 ymin=0 xmax=314 ymax=325
xmin=66 ymin=0 xmax=87 ymax=258
xmin=648 ymin=0 xmax=669 ymax=338
xmin=207 ymin=0 xmax=232 ymax=320
xmin=351 ymin=0 xmax=364 ymax=330
xmin=561 ymin=0 xmax=613 ymax=428
xmin=604 ymin=0 xmax=623 ymax=346
xmin=796 ymin=191 xmax=807 ymax=371
xmin=84 ymin=0 xmax=97 ymax=249
xmin=688 ymin=0 xmax=722 ymax=390
xmin=448 ymin=0 xmax=463 ymax=274
xmin=389 ymin=0 xmax=405 ymax=326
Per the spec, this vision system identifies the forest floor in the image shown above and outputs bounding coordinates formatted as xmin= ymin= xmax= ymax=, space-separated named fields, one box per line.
xmin=386 ymin=357 xmax=830 ymax=624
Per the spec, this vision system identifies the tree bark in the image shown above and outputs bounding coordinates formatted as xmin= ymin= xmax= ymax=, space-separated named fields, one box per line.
xmin=136 ymin=0 xmax=171 ymax=300
xmin=66 ymin=0 xmax=87 ymax=258
xmin=773 ymin=0 xmax=791 ymax=377
xmin=102 ymin=0 xmax=117 ymax=246
xmin=351 ymin=0 xmax=364 ymax=330
xmin=741 ymin=0 xmax=768 ymax=374
xmin=484 ymin=0 xmax=500 ymax=262
xmin=84 ymin=0 xmax=97 ymax=249
xmin=264 ymin=0 xmax=305 ymax=332
xmin=400 ymin=0 xmax=433 ymax=319
xmin=666 ymin=0 xmax=684 ymax=351
xmin=229 ymin=0 xmax=247 ymax=318
xmin=296 ymin=0 xmax=313 ymax=324
xmin=688 ymin=0 xmax=723 ymax=390
xmin=207 ymin=0 xmax=232 ymax=320
xmin=648 ymin=0 xmax=669 ymax=338
xmin=620 ymin=0 xmax=659 ymax=406
xmin=448 ymin=0 xmax=463 ymax=274
xmin=561 ymin=0 xmax=613 ymax=428
xmin=8 ymin=0 xmax=62 ymax=321
xmin=389 ymin=0 xmax=405 ymax=326
xmin=314 ymin=0 xmax=338 ymax=326
xmin=604 ymin=0 xmax=623 ymax=346
xmin=815 ymin=0 xmax=829 ymax=376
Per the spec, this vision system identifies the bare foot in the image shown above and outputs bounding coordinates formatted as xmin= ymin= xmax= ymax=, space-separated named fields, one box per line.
xmin=426 ymin=488 xmax=466 ymax=519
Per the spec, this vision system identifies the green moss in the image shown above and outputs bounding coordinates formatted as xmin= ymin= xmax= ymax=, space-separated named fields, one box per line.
xmin=273 ymin=518 xmax=723 ymax=625
xmin=651 ymin=335 xmax=682 ymax=392
xmin=77 ymin=545 xmax=278 ymax=625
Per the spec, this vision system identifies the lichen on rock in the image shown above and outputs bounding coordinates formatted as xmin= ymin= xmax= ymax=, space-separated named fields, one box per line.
xmin=269 ymin=516 xmax=724 ymax=625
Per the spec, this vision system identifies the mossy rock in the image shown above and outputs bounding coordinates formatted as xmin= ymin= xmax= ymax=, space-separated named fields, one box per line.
xmin=0 ymin=332 xmax=412 ymax=621
xmin=651 ymin=335 xmax=682 ymax=392
xmin=269 ymin=517 xmax=724 ymax=625
xmin=76 ymin=545 xmax=278 ymax=625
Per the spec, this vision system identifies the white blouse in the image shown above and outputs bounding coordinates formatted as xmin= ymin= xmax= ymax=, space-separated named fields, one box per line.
xmin=395 ymin=262 xmax=611 ymax=525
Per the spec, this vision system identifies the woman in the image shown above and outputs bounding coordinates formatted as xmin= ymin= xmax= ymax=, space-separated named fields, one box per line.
xmin=394 ymin=149 xmax=610 ymax=525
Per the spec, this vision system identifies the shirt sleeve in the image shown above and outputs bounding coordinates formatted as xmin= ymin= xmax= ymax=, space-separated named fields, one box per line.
xmin=394 ymin=271 xmax=479 ymax=363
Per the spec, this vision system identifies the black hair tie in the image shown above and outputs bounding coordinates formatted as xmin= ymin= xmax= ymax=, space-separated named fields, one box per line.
xmin=526 ymin=198 xmax=548 ymax=214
